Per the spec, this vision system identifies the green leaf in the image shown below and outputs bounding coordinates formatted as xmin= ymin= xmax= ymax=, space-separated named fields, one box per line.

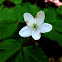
xmin=10 ymin=0 xmax=22 ymax=4
xmin=12 ymin=3 xmax=40 ymax=23
xmin=9 ymin=51 xmax=23 ymax=62
xmin=22 ymin=2 xmax=40 ymax=17
xmin=0 ymin=39 xmax=48 ymax=62
xmin=54 ymin=20 xmax=62 ymax=32
xmin=0 ymin=50 xmax=18 ymax=62
xmin=0 ymin=8 xmax=19 ymax=39
xmin=0 ymin=39 xmax=21 ymax=62
xmin=43 ymin=12 xmax=62 ymax=46
xmin=0 ymin=5 xmax=4 ymax=9
xmin=0 ymin=8 xmax=17 ymax=22
xmin=43 ymin=7 xmax=62 ymax=46
xmin=44 ymin=29 xmax=62 ymax=46
xmin=10 ymin=46 xmax=48 ymax=62
xmin=44 ymin=7 xmax=56 ymax=24
xmin=12 ymin=5 xmax=25 ymax=23
xmin=17 ymin=38 xmax=26 ymax=45
xmin=0 ymin=21 xmax=18 ymax=39
xmin=56 ymin=6 xmax=62 ymax=20
xmin=56 ymin=6 xmax=62 ymax=15
xmin=23 ymin=46 xmax=48 ymax=62
xmin=0 ymin=0 xmax=4 ymax=4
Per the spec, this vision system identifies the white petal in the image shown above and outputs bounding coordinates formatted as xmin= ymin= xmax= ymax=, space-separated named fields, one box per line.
xmin=32 ymin=30 xmax=41 ymax=40
xmin=27 ymin=18 xmax=36 ymax=27
xmin=24 ymin=13 xmax=34 ymax=24
xmin=19 ymin=26 xmax=32 ymax=37
xmin=40 ymin=23 xmax=52 ymax=33
xmin=37 ymin=11 xmax=45 ymax=24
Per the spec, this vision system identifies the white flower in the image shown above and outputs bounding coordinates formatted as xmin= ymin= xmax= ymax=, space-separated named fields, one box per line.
xmin=19 ymin=11 xmax=52 ymax=40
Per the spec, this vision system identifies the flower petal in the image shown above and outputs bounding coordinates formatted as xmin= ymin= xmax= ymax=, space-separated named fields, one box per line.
xmin=37 ymin=11 xmax=45 ymax=24
xmin=24 ymin=13 xmax=34 ymax=24
xmin=27 ymin=18 xmax=36 ymax=28
xmin=40 ymin=23 xmax=52 ymax=33
xmin=32 ymin=30 xmax=41 ymax=40
xmin=19 ymin=26 xmax=32 ymax=37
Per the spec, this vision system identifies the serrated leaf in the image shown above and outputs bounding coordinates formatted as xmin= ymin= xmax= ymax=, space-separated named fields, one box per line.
xmin=43 ymin=7 xmax=62 ymax=46
xmin=22 ymin=2 xmax=40 ymax=17
xmin=10 ymin=46 xmax=48 ymax=62
xmin=12 ymin=5 xmax=25 ymax=23
xmin=44 ymin=29 xmax=62 ymax=46
xmin=0 ymin=8 xmax=17 ymax=22
xmin=0 ymin=21 xmax=18 ymax=39
xmin=9 ymin=51 xmax=23 ymax=62
xmin=10 ymin=0 xmax=22 ymax=4
xmin=0 ymin=39 xmax=21 ymax=50
xmin=0 ymin=39 xmax=21 ymax=62
xmin=45 ymin=7 xmax=56 ymax=24
xmin=56 ymin=6 xmax=62 ymax=15
xmin=0 ymin=50 xmax=18 ymax=62
xmin=0 ymin=8 xmax=19 ymax=40
xmin=54 ymin=20 xmax=62 ymax=32
xmin=23 ymin=46 xmax=48 ymax=62
xmin=12 ymin=3 xmax=40 ymax=23
xmin=0 ymin=39 xmax=48 ymax=62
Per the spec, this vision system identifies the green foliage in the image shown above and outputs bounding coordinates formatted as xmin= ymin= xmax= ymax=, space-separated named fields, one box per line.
xmin=43 ymin=7 xmax=62 ymax=46
xmin=54 ymin=20 xmax=62 ymax=32
xmin=44 ymin=29 xmax=62 ymax=46
xmin=0 ymin=8 xmax=17 ymax=21
xmin=0 ymin=39 xmax=21 ymax=62
xmin=10 ymin=51 xmax=23 ymax=62
xmin=56 ymin=6 xmax=62 ymax=20
xmin=23 ymin=46 xmax=48 ymax=62
xmin=44 ymin=7 xmax=56 ymax=24
xmin=17 ymin=37 xmax=26 ymax=45
xmin=0 ymin=21 xmax=18 ymax=39
xmin=12 ymin=5 xmax=25 ymax=23
xmin=22 ymin=3 xmax=40 ymax=17
xmin=0 ymin=0 xmax=4 ymax=4
xmin=0 ymin=39 xmax=48 ymax=62
xmin=10 ymin=0 xmax=22 ymax=4
xmin=0 ymin=8 xmax=18 ymax=39
xmin=11 ymin=3 xmax=40 ymax=23
xmin=9 ymin=46 xmax=48 ymax=62
xmin=56 ymin=6 xmax=62 ymax=15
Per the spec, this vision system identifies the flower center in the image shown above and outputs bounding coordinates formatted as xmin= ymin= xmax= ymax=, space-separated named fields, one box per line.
xmin=33 ymin=23 xmax=37 ymax=29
